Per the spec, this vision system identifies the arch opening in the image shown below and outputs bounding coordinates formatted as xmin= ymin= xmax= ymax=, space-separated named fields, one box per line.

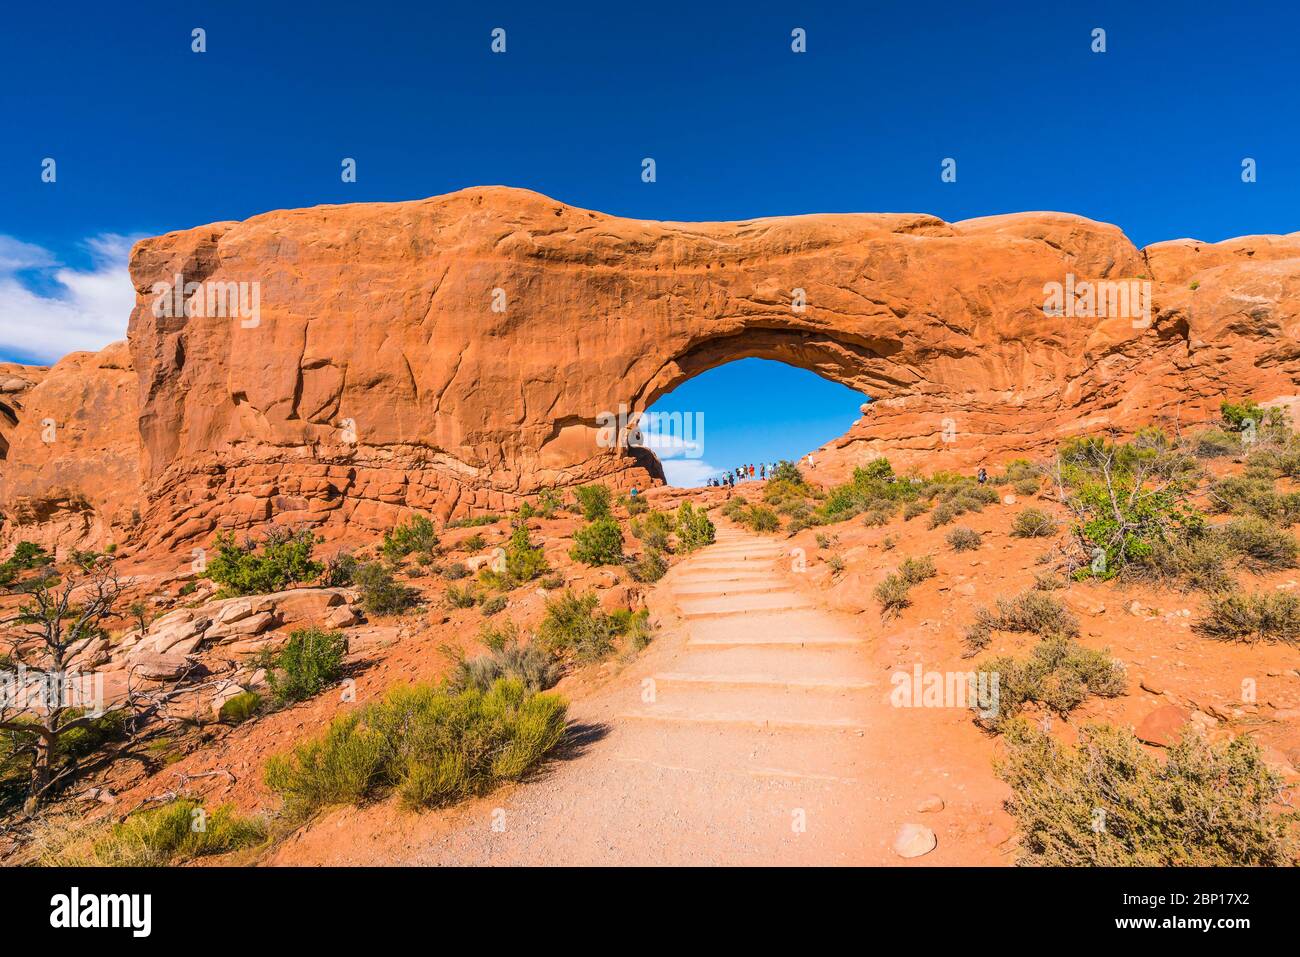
xmin=636 ymin=357 xmax=870 ymax=487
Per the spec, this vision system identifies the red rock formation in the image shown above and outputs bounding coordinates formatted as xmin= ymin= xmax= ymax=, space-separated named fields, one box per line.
xmin=2 ymin=187 xmax=1297 ymax=551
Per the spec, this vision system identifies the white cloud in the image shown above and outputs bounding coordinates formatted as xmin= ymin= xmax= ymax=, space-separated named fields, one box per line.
xmin=0 ymin=233 xmax=140 ymax=365
xmin=660 ymin=459 xmax=719 ymax=488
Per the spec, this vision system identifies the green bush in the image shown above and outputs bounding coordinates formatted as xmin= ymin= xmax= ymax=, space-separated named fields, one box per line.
xmin=382 ymin=514 xmax=439 ymax=562
xmin=480 ymin=594 xmax=508 ymax=616
xmin=218 ymin=691 xmax=262 ymax=725
xmin=460 ymin=533 xmax=486 ymax=552
xmin=624 ymin=495 xmax=649 ymax=516
xmin=265 ymin=678 xmax=567 ymax=815
xmin=744 ymin=506 xmax=781 ymax=533
xmin=996 ymin=721 xmax=1297 ymax=865
xmin=482 ymin=524 xmax=550 ymax=587
xmin=570 ymin=516 xmax=624 ymax=566
xmin=1011 ymin=508 xmax=1058 ymax=539
xmin=1193 ymin=428 xmax=1241 ymax=459
xmin=574 ymin=484 xmax=613 ymax=520
xmin=1194 ymin=591 xmax=1300 ymax=644
xmin=771 ymin=460 xmax=804 ymax=484
xmin=320 ymin=551 xmax=359 ymax=587
xmin=536 ymin=590 xmax=622 ymax=661
xmin=205 ymin=528 xmax=322 ymax=597
xmin=964 ymin=590 xmax=1079 ymax=654
xmin=445 ymin=514 xmax=503 ymax=529
xmin=260 ymin=627 xmax=348 ymax=704
xmin=975 ymin=635 xmax=1126 ymax=733
xmin=355 ymin=561 xmax=418 ymax=614
xmin=947 ymin=526 xmax=982 ymax=551
xmin=1209 ymin=475 xmax=1300 ymax=525
xmin=903 ymin=500 xmax=928 ymax=521
xmin=628 ymin=546 xmax=668 ymax=583
xmin=55 ymin=800 xmax=267 ymax=866
xmin=631 ymin=510 xmax=673 ymax=551
xmin=675 ymin=502 xmax=716 ymax=552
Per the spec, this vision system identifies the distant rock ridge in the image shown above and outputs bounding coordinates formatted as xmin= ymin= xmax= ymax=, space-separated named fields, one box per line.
xmin=2 ymin=186 xmax=1298 ymax=554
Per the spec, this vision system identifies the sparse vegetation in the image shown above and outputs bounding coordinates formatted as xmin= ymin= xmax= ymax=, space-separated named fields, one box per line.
xmin=873 ymin=555 xmax=936 ymax=619
xmin=974 ymin=635 xmax=1126 ymax=733
xmin=43 ymin=800 xmax=267 ymax=866
xmin=996 ymin=721 xmax=1297 ymax=865
xmin=574 ymin=484 xmax=613 ymax=520
xmin=218 ymin=691 xmax=262 ymax=725
xmin=1194 ymin=591 xmax=1300 ymax=645
xmin=445 ymin=583 xmax=480 ymax=609
xmin=481 ymin=523 xmax=550 ymax=587
xmin=382 ymin=514 xmax=439 ymax=562
xmin=205 ymin=527 xmax=322 ymax=597
xmin=628 ymin=546 xmax=668 ymax=583
xmin=259 ymin=627 xmax=348 ymax=705
xmin=264 ymin=678 xmax=567 ymax=815
xmin=355 ymin=561 xmax=418 ymax=614
xmin=569 ymin=516 xmax=624 ymax=566
xmin=675 ymin=502 xmax=715 ymax=551
xmin=946 ymin=526 xmax=982 ymax=551
xmin=480 ymin=594 xmax=508 ymax=616
xmin=449 ymin=625 xmax=562 ymax=694
xmin=1010 ymin=508 xmax=1057 ymax=539
xmin=964 ymin=590 xmax=1079 ymax=654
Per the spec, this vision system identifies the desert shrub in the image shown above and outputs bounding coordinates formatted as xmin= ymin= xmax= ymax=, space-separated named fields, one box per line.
xmin=1193 ymin=427 xmax=1241 ymax=459
xmin=537 ymin=590 xmax=617 ymax=661
xmin=815 ymin=532 xmax=838 ymax=550
xmin=630 ymin=510 xmax=673 ymax=551
xmin=720 ymin=496 xmax=749 ymax=521
xmin=1209 ymin=475 xmax=1300 ymax=525
xmin=1133 ymin=533 xmax=1235 ymax=593
xmin=608 ymin=607 xmax=655 ymax=652
xmin=445 ymin=583 xmax=480 ymax=609
xmin=771 ymin=460 xmax=804 ymax=484
xmin=205 ymin=528 xmax=322 ymax=596
xmin=675 ymin=502 xmax=716 ymax=552
xmin=947 ymin=527 xmax=982 ymax=552
xmin=873 ymin=574 xmax=912 ymax=619
xmin=461 ymin=533 xmax=486 ymax=552
xmin=1218 ymin=515 xmax=1299 ymax=571
xmin=863 ymin=502 xmax=896 ymax=527
xmin=539 ymin=573 xmax=564 ymax=590
xmin=628 ymin=546 xmax=668 ymax=583
xmin=536 ymin=489 xmax=563 ymax=518
xmin=482 ymin=524 xmax=550 ymax=587
xmin=996 ymin=721 xmax=1297 ymax=865
xmin=744 ymin=506 xmax=781 ymax=533
xmin=1194 ymin=591 xmax=1300 ymax=645
xmin=450 ymin=629 xmax=561 ymax=694
xmin=1032 ymin=571 xmax=1066 ymax=591
xmin=382 ymin=514 xmax=439 ymax=562
xmin=1011 ymin=508 xmax=1058 ymax=539
xmin=260 ymin=627 xmax=348 ymax=704
xmin=569 ymin=516 xmax=624 ymax=566
xmin=927 ymin=501 xmax=959 ymax=528
xmin=623 ymin=495 xmax=649 ymax=516
xmin=903 ymin=500 xmax=928 ymax=521
xmin=218 ymin=691 xmax=262 ymax=725
xmin=1058 ymin=432 xmax=1207 ymax=579
xmin=825 ymin=554 xmax=845 ymax=575
xmin=898 ymin=555 xmax=936 ymax=585
xmin=480 ymin=594 xmax=508 ymax=616
xmin=574 ymin=484 xmax=613 ymax=520
xmin=442 ymin=562 xmax=470 ymax=581
xmin=355 ymin=561 xmax=418 ymax=614
xmin=265 ymin=679 xmax=567 ymax=815
xmin=54 ymin=800 xmax=266 ymax=866
xmin=1012 ymin=477 xmax=1041 ymax=497
xmin=445 ymin=514 xmax=503 ymax=529
xmin=974 ymin=635 xmax=1126 ymax=733
xmin=320 ymin=551 xmax=359 ymax=587
xmin=964 ymin=590 xmax=1079 ymax=654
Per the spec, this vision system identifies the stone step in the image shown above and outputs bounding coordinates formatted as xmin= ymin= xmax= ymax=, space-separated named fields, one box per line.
xmin=687 ymin=610 xmax=864 ymax=647
xmin=678 ymin=593 xmax=815 ymax=619
xmin=667 ymin=643 xmax=876 ymax=684
xmin=617 ymin=682 xmax=871 ymax=731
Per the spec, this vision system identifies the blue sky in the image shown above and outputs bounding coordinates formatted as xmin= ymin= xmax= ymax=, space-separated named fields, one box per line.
xmin=2 ymin=1 xmax=1296 ymax=478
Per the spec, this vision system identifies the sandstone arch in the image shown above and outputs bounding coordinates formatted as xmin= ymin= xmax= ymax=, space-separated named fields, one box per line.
xmin=2 ymin=186 xmax=1298 ymax=552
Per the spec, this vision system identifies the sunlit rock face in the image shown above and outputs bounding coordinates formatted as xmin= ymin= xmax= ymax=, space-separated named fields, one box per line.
xmin=4 ymin=187 xmax=1298 ymax=551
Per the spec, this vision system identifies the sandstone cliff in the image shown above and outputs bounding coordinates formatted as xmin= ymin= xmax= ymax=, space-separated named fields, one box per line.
xmin=2 ymin=187 xmax=1297 ymax=553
